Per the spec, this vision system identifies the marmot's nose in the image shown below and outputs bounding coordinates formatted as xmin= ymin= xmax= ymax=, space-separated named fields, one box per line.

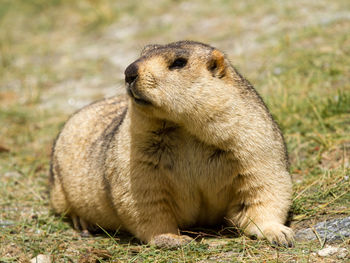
xmin=125 ymin=62 xmax=139 ymax=84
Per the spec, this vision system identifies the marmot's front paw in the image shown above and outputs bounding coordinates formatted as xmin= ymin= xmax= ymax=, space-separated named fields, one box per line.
xmin=71 ymin=215 xmax=96 ymax=237
xmin=149 ymin=233 xmax=193 ymax=248
xmin=264 ymin=224 xmax=294 ymax=247
xmin=247 ymin=223 xmax=294 ymax=247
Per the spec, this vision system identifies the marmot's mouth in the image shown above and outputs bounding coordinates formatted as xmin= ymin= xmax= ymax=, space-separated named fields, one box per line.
xmin=126 ymin=84 xmax=151 ymax=106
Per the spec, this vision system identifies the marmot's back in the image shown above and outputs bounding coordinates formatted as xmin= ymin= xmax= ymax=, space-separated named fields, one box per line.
xmin=50 ymin=96 xmax=127 ymax=229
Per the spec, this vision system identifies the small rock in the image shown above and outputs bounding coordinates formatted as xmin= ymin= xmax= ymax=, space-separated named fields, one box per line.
xmin=30 ymin=254 xmax=51 ymax=263
xmin=317 ymin=246 xmax=348 ymax=258
xmin=317 ymin=246 xmax=340 ymax=257
xmin=296 ymin=216 xmax=350 ymax=242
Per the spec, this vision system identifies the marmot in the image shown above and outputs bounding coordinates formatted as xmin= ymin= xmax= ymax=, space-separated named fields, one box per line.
xmin=50 ymin=41 xmax=294 ymax=247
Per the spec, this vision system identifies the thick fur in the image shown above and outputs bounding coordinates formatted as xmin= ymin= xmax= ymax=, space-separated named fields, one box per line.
xmin=50 ymin=41 xmax=294 ymax=247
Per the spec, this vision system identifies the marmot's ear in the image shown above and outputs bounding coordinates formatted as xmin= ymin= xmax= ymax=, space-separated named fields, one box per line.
xmin=141 ymin=44 xmax=162 ymax=56
xmin=207 ymin=49 xmax=226 ymax=78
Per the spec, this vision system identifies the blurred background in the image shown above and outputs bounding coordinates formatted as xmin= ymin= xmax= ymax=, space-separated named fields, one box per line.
xmin=1 ymin=0 xmax=349 ymax=112
xmin=0 ymin=0 xmax=349 ymax=261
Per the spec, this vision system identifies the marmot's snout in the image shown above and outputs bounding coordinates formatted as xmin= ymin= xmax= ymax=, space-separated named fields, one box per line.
xmin=125 ymin=61 xmax=139 ymax=85
xmin=125 ymin=60 xmax=151 ymax=105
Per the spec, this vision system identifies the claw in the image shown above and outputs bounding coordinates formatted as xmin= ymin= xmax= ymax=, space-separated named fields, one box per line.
xmin=71 ymin=214 xmax=92 ymax=237
xmin=72 ymin=215 xmax=81 ymax=231
xmin=80 ymin=229 xmax=91 ymax=238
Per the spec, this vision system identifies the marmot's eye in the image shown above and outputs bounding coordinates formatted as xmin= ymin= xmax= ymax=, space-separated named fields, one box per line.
xmin=169 ymin=58 xmax=187 ymax=70
xmin=209 ymin=61 xmax=217 ymax=71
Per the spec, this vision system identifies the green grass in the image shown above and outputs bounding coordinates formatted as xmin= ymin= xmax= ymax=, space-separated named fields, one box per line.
xmin=1 ymin=0 xmax=349 ymax=262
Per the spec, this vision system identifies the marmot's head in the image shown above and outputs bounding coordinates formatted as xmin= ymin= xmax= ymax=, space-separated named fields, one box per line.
xmin=124 ymin=41 xmax=235 ymax=122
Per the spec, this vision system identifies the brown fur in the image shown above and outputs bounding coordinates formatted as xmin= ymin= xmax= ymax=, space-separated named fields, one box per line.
xmin=50 ymin=41 xmax=294 ymax=247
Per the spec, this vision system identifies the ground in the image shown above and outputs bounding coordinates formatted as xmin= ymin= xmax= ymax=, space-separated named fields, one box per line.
xmin=0 ymin=0 xmax=349 ymax=262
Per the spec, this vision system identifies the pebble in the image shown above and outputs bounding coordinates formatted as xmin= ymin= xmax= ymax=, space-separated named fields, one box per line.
xmin=317 ymin=246 xmax=348 ymax=258
xmin=30 ymin=254 xmax=51 ymax=263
